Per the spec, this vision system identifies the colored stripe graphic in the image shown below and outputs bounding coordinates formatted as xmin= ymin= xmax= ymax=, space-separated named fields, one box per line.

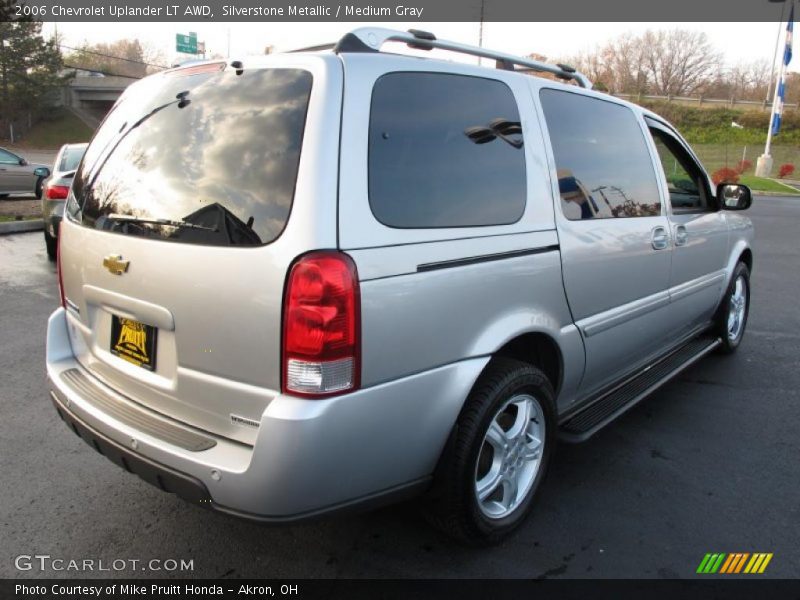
xmin=699 ymin=553 xmax=722 ymax=573
xmin=734 ymin=553 xmax=750 ymax=573
xmin=719 ymin=554 xmax=735 ymax=573
xmin=720 ymin=553 xmax=737 ymax=573
xmin=758 ymin=554 xmax=773 ymax=573
xmin=699 ymin=553 xmax=773 ymax=574
xmin=697 ymin=554 xmax=713 ymax=574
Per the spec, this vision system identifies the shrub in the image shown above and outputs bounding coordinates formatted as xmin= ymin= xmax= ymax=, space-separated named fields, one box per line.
xmin=735 ymin=159 xmax=753 ymax=174
xmin=711 ymin=167 xmax=740 ymax=185
xmin=778 ymin=163 xmax=795 ymax=178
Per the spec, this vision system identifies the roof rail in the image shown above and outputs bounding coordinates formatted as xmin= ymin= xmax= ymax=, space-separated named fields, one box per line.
xmin=333 ymin=27 xmax=592 ymax=89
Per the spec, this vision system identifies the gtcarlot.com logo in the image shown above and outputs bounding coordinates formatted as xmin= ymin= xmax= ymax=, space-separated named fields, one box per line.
xmin=14 ymin=554 xmax=194 ymax=573
xmin=696 ymin=552 xmax=773 ymax=574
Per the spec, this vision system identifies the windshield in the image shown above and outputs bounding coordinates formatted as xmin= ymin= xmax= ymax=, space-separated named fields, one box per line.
xmin=69 ymin=66 xmax=313 ymax=247
xmin=59 ymin=145 xmax=86 ymax=172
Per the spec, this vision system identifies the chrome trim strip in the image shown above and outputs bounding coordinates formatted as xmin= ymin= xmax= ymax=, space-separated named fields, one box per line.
xmin=580 ymin=271 xmax=727 ymax=338
xmin=580 ymin=291 xmax=670 ymax=338
xmin=669 ymin=271 xmax=726 ymax=303
xmin=417 ymin=244 xmax=560 ymax=273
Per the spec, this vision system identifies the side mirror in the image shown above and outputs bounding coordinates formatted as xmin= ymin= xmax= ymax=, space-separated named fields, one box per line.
xmin=34 ymin=167 xmax=50 ymax=177
xmin=18 ymin=158 xmax=27 ymax=166
xmin=717 ymin=183 xmax=752 ymax=211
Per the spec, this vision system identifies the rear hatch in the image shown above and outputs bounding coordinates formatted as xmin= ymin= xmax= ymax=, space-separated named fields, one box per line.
xmin=58 ymin=56 xmax=341 ymax=445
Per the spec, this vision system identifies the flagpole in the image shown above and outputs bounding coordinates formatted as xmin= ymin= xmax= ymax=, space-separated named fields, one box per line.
xmin=765 ymin=2 xmax=789 ymax=105
xmin=756 ymin=6 xmax=794 ymax=177
xmin=763 ymin=55 xmax=785 ymax=159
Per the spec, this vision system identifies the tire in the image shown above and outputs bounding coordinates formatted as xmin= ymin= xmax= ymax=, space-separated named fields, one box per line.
xmin=0 ymin=194 xmax=8 ymax=199
xmin=714 ymin=262 xmax=750 ymax=354
xmin=35 ymin=177 xmax=44 ymax=200
xmin=424 ymin=358 xmax=556 ymax=546
xmin=44 ymin=231 xmax=57 ymax=261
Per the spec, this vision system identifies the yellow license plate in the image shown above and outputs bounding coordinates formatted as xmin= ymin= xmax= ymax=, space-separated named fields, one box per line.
xmin=110 ymin=315 xmax=157 ymax=371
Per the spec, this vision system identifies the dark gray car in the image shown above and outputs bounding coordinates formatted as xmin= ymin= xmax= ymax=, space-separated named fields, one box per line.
xmin=41 ymin=143 xmax=87 ymax=259
xmin=0 ymin=146 xmax=49 ymax=198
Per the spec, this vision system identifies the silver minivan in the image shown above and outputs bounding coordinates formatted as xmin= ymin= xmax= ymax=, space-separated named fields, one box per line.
xmin=46 ymin=28 xmax=754 ymax=545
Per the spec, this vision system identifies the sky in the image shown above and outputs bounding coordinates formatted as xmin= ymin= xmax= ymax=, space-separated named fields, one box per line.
xmin=42 ymin=21 xmax=799 ymax=75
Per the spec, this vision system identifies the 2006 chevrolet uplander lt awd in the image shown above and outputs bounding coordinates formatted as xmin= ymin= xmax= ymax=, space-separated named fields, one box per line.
xmin=46 ymin=28 xmax=754 ymax=544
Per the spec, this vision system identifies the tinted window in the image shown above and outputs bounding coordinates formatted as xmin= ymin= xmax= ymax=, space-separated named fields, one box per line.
xmin=0 ymin=149 xmax=18 ymax=164
xmin=70 ymin=67 xmax=312 ymax=246
xmin=539 ymin=90 xmax=661 ymax=220
xmin=649 ymin=127 xmax=710 ymax=212
xmin=369 ymin=73 xmax=526 ymax=228
xmin=59 ymin=145 xmax=86 ymax=172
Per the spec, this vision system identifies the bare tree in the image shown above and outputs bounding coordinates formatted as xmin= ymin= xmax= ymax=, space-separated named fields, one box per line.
xmin=639 ymin=29 xmax=722 ymax=96
xmin=562 ymin=28 xmax=724 ymax=97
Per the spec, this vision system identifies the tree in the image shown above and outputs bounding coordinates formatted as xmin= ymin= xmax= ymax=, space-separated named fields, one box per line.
xmin=639 ymin=29 xmax=722 ymax=96
xmin=563 ymin=28 xmax=721 ymax=97
xmin=0 ymin=0 xmax=64 ymax=138
xmin=65 ymin=39 xmax=165 ymax=78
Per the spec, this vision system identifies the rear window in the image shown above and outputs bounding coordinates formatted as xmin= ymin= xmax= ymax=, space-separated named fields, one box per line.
xmin=59 ymin=145 xmax=86 ymax=172
xmin=69 ymin=67 xmax=313 ymax=246
xmin=368 ymin=72 xmax=526 ymax=228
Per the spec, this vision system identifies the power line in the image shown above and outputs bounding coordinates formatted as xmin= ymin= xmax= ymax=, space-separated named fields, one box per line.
xmin=58 ymin=43 xmax=168 ymax=69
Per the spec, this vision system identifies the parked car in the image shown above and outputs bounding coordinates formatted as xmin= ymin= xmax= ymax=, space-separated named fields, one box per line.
xmin=45 ymin=28 xmax=754 ymax=545
xmin=41 ymin=143 xmax=88 ymax=259
xmin=0 ymin=146 xmax=49 ymax=198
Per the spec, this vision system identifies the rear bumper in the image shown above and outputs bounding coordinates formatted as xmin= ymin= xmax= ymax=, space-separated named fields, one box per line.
xmin=46 ymin=307 xmax=487 ymax=520
xmin=42 ymin=201 xmax=63 ymax=237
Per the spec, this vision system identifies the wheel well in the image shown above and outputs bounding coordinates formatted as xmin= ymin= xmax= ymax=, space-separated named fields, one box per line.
xmin=739 ymin=248 xmax=753 ymax=273
xmin=494 ymin=333 xmax=562 ymax=395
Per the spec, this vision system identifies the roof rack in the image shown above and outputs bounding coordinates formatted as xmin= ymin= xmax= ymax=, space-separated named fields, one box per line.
xmin=288 ymin=43 xmax=336 ymax=53
xmin=332 ymin=27 xmax=592 ymax=89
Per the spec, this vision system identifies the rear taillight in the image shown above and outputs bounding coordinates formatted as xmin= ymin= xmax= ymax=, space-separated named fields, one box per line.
xmin=56 ymin=231 xmax=65 ymax=308
xmin=46 ymin=184 xmax=69 ymax=200
xmin=282 ymin=251 xmax=360 ymax=398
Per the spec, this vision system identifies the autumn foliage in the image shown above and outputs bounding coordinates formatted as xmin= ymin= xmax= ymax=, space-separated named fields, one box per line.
xmin=778 ymin=163 xmax=795 ymax=178
xmin=711 ymin=167 xmax=740 ymax=185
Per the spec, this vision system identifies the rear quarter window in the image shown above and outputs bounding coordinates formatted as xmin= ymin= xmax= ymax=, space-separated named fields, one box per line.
xmin=368 ymin=72 xmax=526 ymax=228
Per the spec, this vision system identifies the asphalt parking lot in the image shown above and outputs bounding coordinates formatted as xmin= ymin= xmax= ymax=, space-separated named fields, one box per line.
xmin=1 ymin=196 xmax=798 ymax=579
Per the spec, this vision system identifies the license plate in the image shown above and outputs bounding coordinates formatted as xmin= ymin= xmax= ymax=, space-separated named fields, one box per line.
xmin=110 ymin=316 xmax=157 ymax=371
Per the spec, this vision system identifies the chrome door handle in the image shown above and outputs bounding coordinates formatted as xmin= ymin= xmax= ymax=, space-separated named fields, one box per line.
xmin=651 ymin=226 xmax=669 ymax=250
xmin=674 ymin=225 xmax=688 ymax=246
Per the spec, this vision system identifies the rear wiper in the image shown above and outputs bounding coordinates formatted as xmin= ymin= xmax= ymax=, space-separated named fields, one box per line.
xmin=107 ymin=213 xmax=218 ymax=232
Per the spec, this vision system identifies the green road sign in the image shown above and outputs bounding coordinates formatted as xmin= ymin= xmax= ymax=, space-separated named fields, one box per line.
xmin=176 ymin=32 xmax=197 ymax=54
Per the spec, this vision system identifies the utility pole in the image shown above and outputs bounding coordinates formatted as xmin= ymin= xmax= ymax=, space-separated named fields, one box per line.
xmin=1 ymin=31 xmax=9 ymax=142
xmin=477 ymin=0 xmax=485 ymax=65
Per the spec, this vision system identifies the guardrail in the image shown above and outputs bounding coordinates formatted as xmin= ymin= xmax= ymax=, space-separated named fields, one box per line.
xmin=613 ymin=93 xmax=798 ymax=111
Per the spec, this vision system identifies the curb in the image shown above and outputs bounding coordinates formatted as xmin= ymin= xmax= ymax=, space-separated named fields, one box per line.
xmin=0 ymin=219 xmax=44 ymax=235
xmin=753 ymin=191 xmax=800 ymax=197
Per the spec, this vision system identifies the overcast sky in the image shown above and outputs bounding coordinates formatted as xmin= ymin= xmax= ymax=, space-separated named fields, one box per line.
xmin=42 ymin=21 xmax=799 ymax=74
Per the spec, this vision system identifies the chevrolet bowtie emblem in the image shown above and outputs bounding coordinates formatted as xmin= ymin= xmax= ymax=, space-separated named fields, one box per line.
xmin=103 ymin=254 xmax=130 ymax=275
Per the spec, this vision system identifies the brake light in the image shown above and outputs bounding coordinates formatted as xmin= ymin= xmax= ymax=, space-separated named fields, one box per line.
xmin=282 ymin=251 xmax=360 ymax=397
xmin=56 ymin=230 xmax=65 ymax=308
xmin=46 ymin=184 xmax=69 ymax=200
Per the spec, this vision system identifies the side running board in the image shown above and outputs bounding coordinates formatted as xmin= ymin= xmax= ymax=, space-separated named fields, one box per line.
xmin=559 ymin=334 xmax=722 ymax=443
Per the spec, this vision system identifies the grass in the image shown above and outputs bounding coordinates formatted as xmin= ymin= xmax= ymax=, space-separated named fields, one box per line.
xmin=16 ymin=109 xmax=93 ymax=149
xmin=0 ymin=215 xmax=38 ymax=222
xmin=738 ymin=175 xmax=800 ymax=195
xmin=690 ymin=143 xmax=800 ymax=175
